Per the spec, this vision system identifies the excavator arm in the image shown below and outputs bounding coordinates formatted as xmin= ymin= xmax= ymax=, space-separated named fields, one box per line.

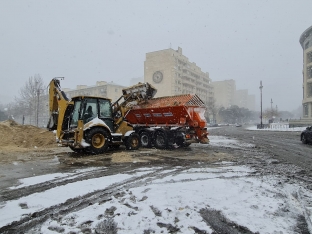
xmin=47 ymin=78 xmax=72 ymax=141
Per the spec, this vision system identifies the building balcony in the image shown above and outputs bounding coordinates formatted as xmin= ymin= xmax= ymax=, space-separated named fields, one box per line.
xmin=181 ymin=75 xmax=196 ymax=84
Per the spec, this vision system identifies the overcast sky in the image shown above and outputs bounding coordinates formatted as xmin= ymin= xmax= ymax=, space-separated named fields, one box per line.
xmin=1 ymin=0 xmax=311 ymax=112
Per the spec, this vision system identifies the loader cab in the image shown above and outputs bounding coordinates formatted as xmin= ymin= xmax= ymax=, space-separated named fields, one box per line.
xmin=70 ymin=96 xmax=114 ymax=132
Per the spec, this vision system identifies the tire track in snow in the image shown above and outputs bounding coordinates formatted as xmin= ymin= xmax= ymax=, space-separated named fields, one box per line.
xmin=0 ymin=165 xmax=190 ymax=233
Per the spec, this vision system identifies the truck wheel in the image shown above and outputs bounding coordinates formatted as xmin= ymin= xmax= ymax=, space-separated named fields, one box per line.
xmin=85 ymin=127 xmax=110 ymax=154
xmin=140 ymin=131 xmax=152 ymax=148
xmin=126 ymin=133 xmax=140 ymax=150
xmin=154 ymin=131 xmax=167 ymax=149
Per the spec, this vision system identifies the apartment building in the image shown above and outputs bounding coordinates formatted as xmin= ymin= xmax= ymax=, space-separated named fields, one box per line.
xmin=144 ymin=47 xmax=214 ymax=117
xmin=300 ymin=25 xmax=312 ymax=122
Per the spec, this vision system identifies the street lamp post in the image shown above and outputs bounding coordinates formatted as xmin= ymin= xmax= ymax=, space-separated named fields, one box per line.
xmin=259 ymin=81 xmax=263 ymax=129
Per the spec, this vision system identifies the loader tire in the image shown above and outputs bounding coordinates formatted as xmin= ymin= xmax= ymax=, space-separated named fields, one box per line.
xmin=125 ymin=133 xmax=140 ymax=150
xmin=140 ymin=131 xmax=152 ymax=148
xmin=154 ymin=131 xmax=168 ymax=149
xmin=85 ymin=127 xmax=110 ymax=154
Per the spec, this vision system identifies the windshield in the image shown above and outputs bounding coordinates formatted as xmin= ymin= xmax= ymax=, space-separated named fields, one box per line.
xmin=82 ymin=98 xmax=98 ymax=123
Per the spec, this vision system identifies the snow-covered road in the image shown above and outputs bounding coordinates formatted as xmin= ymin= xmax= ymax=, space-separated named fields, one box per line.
xmin=1 ymin=136 xmax=312 ymax=233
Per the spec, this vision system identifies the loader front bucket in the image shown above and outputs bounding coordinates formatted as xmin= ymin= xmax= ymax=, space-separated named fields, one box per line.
xmin=122 ymin=82 xmax=157 ymax=102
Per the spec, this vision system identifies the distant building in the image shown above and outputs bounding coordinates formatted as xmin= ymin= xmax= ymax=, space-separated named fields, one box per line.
xmin=211 ymin=80 xmax=236 ymax=108
xmin=212 ymin=80 xmax=255 ymax=111
xmin=144 ymin=47 xmax=214 ymax=120
xmin=247 ymin=94 xmax=256 ymax=111
xmin=64 ymin=81 xmax=125 ymax=102
xmin=234 ymin=89 xmax=248 ymax=108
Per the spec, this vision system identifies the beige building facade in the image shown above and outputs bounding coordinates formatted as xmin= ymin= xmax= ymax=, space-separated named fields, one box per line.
xmin=300 ymin=25 xmax=312 ymax=123
xmin=212 ymin=80 xmax=255 ymax=111
xmin=144 ymin=47 xmax=214 ymax=118
xmin=211 ymin=80 xmax=236 ymax=108
xmin=64 ymin=81 xmax=125 ymax=102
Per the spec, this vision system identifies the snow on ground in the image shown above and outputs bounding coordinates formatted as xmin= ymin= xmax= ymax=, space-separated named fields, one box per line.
xmin=9 ymin=167 xmax=101 ymax=189
xmin=208 ymin=135 xmax=255 ymax=148
xmin=246 ymin=125 xmax=307 ymax=132
xmin=25 ymin=165 xmax=312 ymax=233
xmin=0 ymin=170 xmax=154 ymax=227
xmin=1 ymin=137 xmax=312 ymax=233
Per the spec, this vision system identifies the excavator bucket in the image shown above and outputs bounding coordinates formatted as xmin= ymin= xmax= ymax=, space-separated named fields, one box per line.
xmin=122 ymin=82 xmax=157 ymax=102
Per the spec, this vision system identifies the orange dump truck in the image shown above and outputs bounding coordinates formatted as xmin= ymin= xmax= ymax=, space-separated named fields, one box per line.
xmin=125 ymin=94 xmax=209 ymax=148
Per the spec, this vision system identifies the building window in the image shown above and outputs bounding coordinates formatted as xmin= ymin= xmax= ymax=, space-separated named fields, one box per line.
xmin=307 ymin=51 xmax=312 ymax=64
xmin=305 ymin=41 xmax=309 ymax=50
xmin=308 ymin=83 xmax=312 ymax=97
xmin=304 ymin=104 xmax=308 ymax=117
xmin=308 ymin=66 xmax=312 ymax=79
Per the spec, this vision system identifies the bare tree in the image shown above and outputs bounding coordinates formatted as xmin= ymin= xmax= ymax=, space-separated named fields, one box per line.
xmin=15 ymin=74 xmax=47 ymax=126
xmin=263 ymin=108 xmax=279 ymax=120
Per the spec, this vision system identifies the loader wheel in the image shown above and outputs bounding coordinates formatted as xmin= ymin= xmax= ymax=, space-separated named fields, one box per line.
xmin=125 ymin=133 xmax=140 ymax=150
xmin=154 ymin=131 xmax=167 ymax=149
xmin=85 ymin=127 xmax=110 ymax=154
xmin=140 ymin=131 xmax=152 ymax=148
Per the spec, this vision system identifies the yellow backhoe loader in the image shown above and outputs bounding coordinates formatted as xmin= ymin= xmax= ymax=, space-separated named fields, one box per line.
xmin=47 ymin=78 xmax=156 ymax=154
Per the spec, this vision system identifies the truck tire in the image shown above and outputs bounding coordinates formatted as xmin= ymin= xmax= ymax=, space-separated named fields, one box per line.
xmin=126 ymin=133 xmax=140 ymax=150
xmin=85 ymin=127 xmax=110 ymax=154
xmin=140 ymin=131 xmax=152 ymax=148
xmin=154 ymin=131 xmax=168 ymax=149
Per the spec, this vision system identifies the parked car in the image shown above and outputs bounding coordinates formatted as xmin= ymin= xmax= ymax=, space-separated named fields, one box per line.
xmin=301 ymin=126 xmax=312 ymax=144
xmin=235 ymin=123 xmax=242 ymax=127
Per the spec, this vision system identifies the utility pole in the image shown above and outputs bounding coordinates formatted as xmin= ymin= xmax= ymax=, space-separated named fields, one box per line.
xmin=259 ymin=81 xmax=263 ymax=128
